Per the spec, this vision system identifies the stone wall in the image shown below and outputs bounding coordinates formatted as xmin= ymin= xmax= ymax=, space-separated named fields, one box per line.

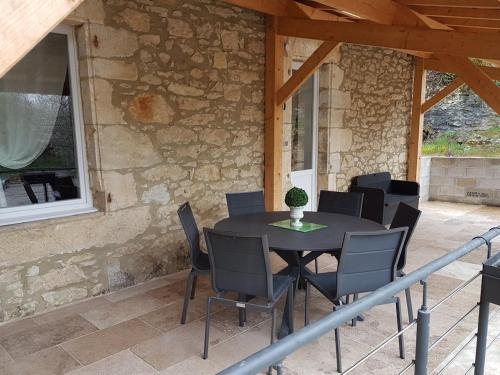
xmin=282 ymin=41 xmax=413 ymax=199
xmin=0 ymin=0 xmax=265 ymax=322
xmin=423 ymin=157 xmax=500 ymax=205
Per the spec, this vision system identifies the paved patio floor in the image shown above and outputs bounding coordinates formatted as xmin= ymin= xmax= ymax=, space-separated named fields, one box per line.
xmin=0 ymin=201 xmax=498 ymax=375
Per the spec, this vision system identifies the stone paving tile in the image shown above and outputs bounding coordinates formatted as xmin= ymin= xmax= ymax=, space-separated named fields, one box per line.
xmin=105 ymin=271 xmax=190 ymax=303
xmin=66 ymin=349 xmax=158 ymax=375
xmin=80 ymin=294 xmax=165 ymax=329
xmin=0 ymin=314 xmax=97 ymax=358
xmin=0 ymin=346 xmax=80 ymax=375
xmin=0 ymin=344 xmax=12 ymax=367
xmin=0 ymin=317 xmax=38 ymax=339
xmin=61 ymin=318 xmax=160 ymax=365
xmin=32 ymin=296 xmax=112 ymax=325
xmin=131 ymin=319 xmax=229 ymax=371
xmin=146 ymin=278 xmax=213 ymax=305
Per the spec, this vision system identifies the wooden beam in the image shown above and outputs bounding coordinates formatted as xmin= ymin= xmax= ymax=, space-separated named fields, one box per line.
xmin=397 ymin=0 xmax=500 ymax=7
xmin=425 ymin=58 xmax=500 ymax=79
xmin=276 ymin=17 xmax=500 ymax=60
xmin=223 ymin=0 xmax=345 ymax=21
xmin=277 ymin=41 xmax=341 ymax=106
xmin=411 ymin=5 xmax=500 ymax=19
xmin=264 ymin=16 xmax=285 ymax=211
xmin=432 ymin=16 xmax=500 ymax=29
xmin=421 ymin=77 xmax=465 ymax=113
xmin=408 ymin=58 xmax=427 ymax=182
xmin=436 ymin=54 xmax=500 ymax=114
xmin=0 ymin=0 xmax=85 ymax=78
xmin=311 ymin=0 xmax=398 ymax=24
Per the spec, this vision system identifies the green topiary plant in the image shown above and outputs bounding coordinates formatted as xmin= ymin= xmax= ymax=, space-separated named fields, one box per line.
xmin=285 ymin=187 xmax=308 ymax=208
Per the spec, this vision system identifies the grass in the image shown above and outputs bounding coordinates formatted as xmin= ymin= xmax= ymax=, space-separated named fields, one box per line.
xmin=423 ymin=126 xmax=500 ymax=157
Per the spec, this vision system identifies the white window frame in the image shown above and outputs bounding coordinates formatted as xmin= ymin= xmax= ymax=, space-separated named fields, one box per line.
xmin=0 ymin=25 xmax=95 ymax=226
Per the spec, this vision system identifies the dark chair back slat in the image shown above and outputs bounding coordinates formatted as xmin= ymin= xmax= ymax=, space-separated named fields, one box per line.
xmin=335 ymin=228 xmax=407 ymax=299
xmin=226 ymin=191 xmax=265 ymax=217
xmin=317 ymin=191 xmax=364 ymax=217
xmin=204 ymin=229 xmax=273 ymax=301
xmin=177 ymin=202 xmax=204 ymax=272
xmin=390 ymin=202 xmax=422 ymax=271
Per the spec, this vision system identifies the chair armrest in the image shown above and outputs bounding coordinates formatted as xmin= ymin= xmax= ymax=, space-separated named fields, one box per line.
xmin=390 ymin=180 xmax=420 ymax=195
xmin=350 ymin=186 xmax=385 ymax=224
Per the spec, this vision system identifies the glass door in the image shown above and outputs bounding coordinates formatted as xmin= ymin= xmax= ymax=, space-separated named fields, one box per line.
xmin=290 ymin=68 xmax=318 ymax=211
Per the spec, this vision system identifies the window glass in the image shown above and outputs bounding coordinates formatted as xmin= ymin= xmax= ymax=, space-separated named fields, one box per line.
xmin=291 ymin=73 xmax=315 ymax=172
xmin=0 ymin=33 xmax=81 ymax=209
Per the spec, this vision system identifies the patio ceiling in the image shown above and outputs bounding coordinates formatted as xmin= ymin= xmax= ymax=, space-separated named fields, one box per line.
xmin=224 ymin=0 xmax=500 ymax=209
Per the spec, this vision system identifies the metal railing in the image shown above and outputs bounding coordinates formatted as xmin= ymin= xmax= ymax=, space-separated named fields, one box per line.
xmin=219 ymin=226 xmax=500 ymax=375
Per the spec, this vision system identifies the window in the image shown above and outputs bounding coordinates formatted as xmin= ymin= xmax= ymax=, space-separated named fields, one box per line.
xmin=0 ymin=25 xmax=94 ymax=225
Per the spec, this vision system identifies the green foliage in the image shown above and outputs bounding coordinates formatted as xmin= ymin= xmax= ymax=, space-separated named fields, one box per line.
xmin=423 ymin=127 xmax=500 ymax=157
xmin=285 ymin=187 xmax=308 ymax=208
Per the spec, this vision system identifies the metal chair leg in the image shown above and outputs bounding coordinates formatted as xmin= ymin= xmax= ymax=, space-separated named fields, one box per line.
xmin=351 ymin=294 xmax=358 ymax=327
xmin=335 ymin=327 xmax=342 ymax=373
xmin=405 ymin=287 xmax=414 ymax=323
xmin=315 ymin=257 xmax=319 ymax=273
xmin=203 ymin=297 xmax=212 ymax=359
xmin=396 ymin=298 xmax=405 ymax=359
xmin=268 ymin=308 xmax=276 ymax=374
xmin=180 ymin=270 xmax=195 ymax=324
xmin=238 ymin=293 xmax=246 ymax=327
xmin=304 ymin=281 xmax=310 ymax=326
xmin=288 ymin=283 xmax=294 ymax=333
xmin=190 ymin=275 xmax=198 ymax=300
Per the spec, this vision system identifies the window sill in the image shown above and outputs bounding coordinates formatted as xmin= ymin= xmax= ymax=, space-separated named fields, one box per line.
xmin=0 ymin=206 xmax=99 ymax=227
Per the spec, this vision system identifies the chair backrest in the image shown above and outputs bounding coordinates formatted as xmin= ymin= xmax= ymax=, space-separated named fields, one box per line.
xmin=335 ymin=228 xmax=407 ymax=299
xmin=353 ymin=172 xmax=391 ymax=192
xmin=390 ymin=202 xmax=422 ymax=271
xmin=204 ymin=228 xmax=274 ymax=301
xmin=226 ymin=191 xmax=265 ymax=217
xmin=317 ymin=191 xmax=364 ymax=217
xmin=177 ymin=202 xmax=204 ymax=271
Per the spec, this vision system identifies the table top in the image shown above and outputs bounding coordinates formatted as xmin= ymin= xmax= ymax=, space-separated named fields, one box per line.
xmin=214 ymin=211 xmax=385 ymax=252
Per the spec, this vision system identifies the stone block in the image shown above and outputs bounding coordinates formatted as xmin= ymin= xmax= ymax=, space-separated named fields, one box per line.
xmin=103 ymin=172 xmax=138 ymax=210
xmin=120 ymin=8 xmax=150 ymax=32
xmin=89 ymin=25 xmax=138 ymax=58
xmin=99 ymin=126 xmax=161 ymax=169
xmin=167 ymin=18 xmax=194 ymax=38
xmin=93 ymin=79 xmax=125 ymax=125
xmin=446 ymin=167 xmax=466 ymax=178
xmin=438 ymin=185 xmax=464 ymax=197
xmin=93 ymin=58 xmax=138 ymax=81
xmin=142 ymin=184 xmax=171 ymax=205
xmin=128 ymin=94 xmax=174 ymax=124
xmin=456 ymin=177 xmax=477 ymax=188
xmin=329 ymin=129 xmax=352 ymax=152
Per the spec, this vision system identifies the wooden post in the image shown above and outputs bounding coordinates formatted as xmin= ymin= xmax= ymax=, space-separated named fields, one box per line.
xmin=264 ymin=16 xmax=285 ymax=210
xmin=408 ymin=58 xmax=426 ymax=182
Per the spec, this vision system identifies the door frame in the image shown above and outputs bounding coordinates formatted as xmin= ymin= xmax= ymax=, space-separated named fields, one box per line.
xmin=290 ymin=61 xmax=319 ymax=210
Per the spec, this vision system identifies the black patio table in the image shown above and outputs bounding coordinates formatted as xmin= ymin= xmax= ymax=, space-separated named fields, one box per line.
xmin=214 ymin=211 xmax=385 ymax=337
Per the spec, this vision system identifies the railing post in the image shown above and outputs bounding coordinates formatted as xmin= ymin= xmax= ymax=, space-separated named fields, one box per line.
xmin=415 ymin=280 xmax=431 ymax=375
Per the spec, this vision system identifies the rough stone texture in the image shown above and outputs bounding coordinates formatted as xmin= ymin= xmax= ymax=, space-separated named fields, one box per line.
xmin=283 ymin=40 xmax=413 ymax=202
xmin=424 ymin=157 xmax=500 ymax=205
xmin=0 ymin=0 xmax=264 ymax=323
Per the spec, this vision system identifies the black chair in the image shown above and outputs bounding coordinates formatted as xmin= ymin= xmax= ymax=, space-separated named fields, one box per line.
xmin=203 ymin=228 xmax=294 ymax=366
xmin=178 ymin=202 xmax=211 ymax=324
xmin=304 ymin=228 xmax=408 ymax=373
xmin=226 ymin=190 xmax=265 ymax=217
xmin=313 ymin=191 xmax=364 ymax=273
xmin=390 ymin=203 xmax=422 ymax=323
xmin=350 ymin=172 xmax=419 ymax=225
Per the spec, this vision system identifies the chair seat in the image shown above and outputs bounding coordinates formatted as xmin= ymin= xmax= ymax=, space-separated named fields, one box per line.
xmin=304 ymin=272 xmax=338 ymax=302
xmin=385 ymin=194 xmax=418 ymax=206
xmin=194 ymin=252 xmax=211 ymax=273
xmin=272 ymin=275 xmax=292 ymax=301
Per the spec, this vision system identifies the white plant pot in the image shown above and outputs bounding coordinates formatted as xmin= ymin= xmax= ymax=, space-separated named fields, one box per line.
xmin=289 ymin=206 xmax=305 ymax=227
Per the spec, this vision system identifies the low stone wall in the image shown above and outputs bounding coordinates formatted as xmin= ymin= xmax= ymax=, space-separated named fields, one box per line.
xmin=420 ymin=157 xmax=500 ymax=205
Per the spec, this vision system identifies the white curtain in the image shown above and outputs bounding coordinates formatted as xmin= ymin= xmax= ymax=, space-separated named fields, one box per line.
xmin=0 ymin=33 xmax=68 ymax=207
